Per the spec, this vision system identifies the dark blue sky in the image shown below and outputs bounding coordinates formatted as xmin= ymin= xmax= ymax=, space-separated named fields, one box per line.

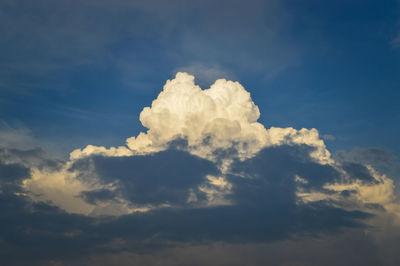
xmin=2 ymin=1 xmax=400 ymax=265
xmin=1 ymin=0 xmax=399 ymax=157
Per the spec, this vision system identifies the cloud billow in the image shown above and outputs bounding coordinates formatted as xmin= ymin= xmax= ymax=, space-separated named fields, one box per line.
xmin=1 ymin=73 xmax=400 ymax=265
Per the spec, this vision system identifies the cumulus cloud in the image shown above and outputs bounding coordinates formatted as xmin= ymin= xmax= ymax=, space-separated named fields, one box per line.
xmin=126 ymin=73 xmax=266 ymax=159
xmin=12 ymin=73 xmax=399 ymax=221
xmin=2 ymin=72 xmax=400 ymax=265
xmin=13 ymin=72 xmax=333 ymax=215
xmin=72 ymin=73 xmax=332 ymax=165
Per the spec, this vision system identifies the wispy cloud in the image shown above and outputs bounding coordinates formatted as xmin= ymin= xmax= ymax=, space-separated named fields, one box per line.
xmin=391 ymin=32 xmax=400 ymax=48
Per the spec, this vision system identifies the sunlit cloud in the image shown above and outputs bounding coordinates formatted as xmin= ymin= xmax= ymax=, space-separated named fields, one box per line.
xmin=7 ymin=73 xmax=397 ymax=224
xmin=1 ymin=72 xmax=400 ymax=265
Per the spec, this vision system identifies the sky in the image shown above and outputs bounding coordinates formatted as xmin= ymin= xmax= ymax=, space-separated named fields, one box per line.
xmin=1 ymin=0 xmax=400 ymax=265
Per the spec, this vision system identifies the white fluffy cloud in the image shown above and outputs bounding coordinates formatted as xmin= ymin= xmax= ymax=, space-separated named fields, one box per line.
xmin=71 ymin=72 xmax=332 ymax=165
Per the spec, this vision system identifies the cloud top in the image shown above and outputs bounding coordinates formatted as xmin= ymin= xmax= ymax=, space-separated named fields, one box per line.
xmin=72 ymin=73 xmax=332 ymax=165
xmin=127 ymin=72 xmax=267 ymax=158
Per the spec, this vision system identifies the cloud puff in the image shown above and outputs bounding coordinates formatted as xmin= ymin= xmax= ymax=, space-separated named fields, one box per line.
xmin=72 ymin=72 xmax=332 ymax=166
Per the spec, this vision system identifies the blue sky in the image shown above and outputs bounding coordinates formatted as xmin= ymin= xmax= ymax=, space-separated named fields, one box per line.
xmin=1 ymin=0 xmax=399 ymax=156
xmin=1 ymin=1 xmax=400 ymax=265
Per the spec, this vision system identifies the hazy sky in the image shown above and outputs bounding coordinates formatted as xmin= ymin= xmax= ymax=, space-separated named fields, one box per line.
xmin=1 ymin=1 xmax=400 ymax=265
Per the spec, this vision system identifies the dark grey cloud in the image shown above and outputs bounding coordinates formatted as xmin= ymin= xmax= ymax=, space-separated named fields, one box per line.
xmin=342 ymin=162 xmax=376 ymax=183
xmin=73 ymin=149 xmax=218 ymax=205
xmin=0 ymin=143 xmax=394 ymax=266
xmin=0 ymin=155 xmax=95 ymax=265
xmin=229 ymin=145 xmax=341 ymax=194
xmin=0 ymin=160 xmax=29 ymax=194
xmin=0 ymin=146 xmax=63 ymax=170
xmin=62 ymin=144 xmax=374 ymax=246
xmin=80 ymin=189 xmax=119 ymax=205
xmin=334 ymin=147 xmax=399 ymax=182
